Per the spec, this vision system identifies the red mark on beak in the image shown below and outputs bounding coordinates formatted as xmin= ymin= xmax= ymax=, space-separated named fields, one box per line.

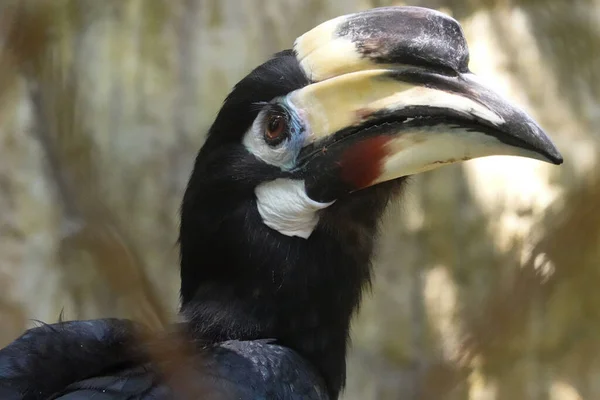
xmin=339 ymin=136 xmax=392 ymax=190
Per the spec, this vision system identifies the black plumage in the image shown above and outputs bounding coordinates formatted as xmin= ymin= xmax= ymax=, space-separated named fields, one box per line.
xmin=0 ymin=319 xmax=328 ymax=399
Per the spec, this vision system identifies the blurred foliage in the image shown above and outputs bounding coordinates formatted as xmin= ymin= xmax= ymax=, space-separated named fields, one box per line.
xmin=0 ymin=0 xmax=170 ymax=330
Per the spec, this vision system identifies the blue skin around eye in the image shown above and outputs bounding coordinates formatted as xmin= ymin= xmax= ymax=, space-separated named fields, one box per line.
xmin=277 ymin=99 xmax=308 ymax=170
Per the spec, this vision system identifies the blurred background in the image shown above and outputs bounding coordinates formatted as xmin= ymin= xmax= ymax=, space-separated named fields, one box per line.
xmin=0 ymin=0 xmax=598 ymax=399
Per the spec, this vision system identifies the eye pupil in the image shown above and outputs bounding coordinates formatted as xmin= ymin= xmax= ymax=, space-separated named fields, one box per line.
xmin=265 ymin=113 xmax=287 ymax=145
xmin=268 ymin=117 xmax=282 ymax=135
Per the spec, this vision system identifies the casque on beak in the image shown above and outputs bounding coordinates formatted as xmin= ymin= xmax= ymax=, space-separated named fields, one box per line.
xmin=285 ymin=6 xmax=563 ymax=203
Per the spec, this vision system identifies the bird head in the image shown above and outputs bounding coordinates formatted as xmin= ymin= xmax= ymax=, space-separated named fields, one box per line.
xmin=180 ymin=6 xmax=562 ymax=397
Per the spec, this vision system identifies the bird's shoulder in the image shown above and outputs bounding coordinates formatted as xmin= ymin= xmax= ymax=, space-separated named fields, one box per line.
xmin=0 ymin=320 xmax=328 ymax=400
xmin=204 ymin=339 xmax=329 ymax=400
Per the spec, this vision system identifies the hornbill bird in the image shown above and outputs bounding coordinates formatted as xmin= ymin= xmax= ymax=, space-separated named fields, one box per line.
xmin=0 ymin=6 xmax=562 ymax=400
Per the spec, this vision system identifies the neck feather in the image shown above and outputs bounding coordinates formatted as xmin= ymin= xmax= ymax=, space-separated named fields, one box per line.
xmin=179 ymin=179 xmax=403 ymax=397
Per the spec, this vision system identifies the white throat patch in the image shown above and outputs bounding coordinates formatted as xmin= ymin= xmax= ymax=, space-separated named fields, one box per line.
xmin=255 ymin=179 xmax=334 ymax=239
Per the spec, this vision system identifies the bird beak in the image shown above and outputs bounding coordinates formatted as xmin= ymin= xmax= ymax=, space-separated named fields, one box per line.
xmin=286 ymin=6 xmax=563 ymax=202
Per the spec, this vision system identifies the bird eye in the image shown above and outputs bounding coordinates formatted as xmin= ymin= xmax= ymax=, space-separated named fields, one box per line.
xmin=264 ymin=113 xmax=287 ymax=146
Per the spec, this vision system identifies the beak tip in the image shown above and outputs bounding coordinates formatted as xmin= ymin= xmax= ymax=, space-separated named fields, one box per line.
xmin=552 ymin=154 xmax=564 ymax=165
xmin=539 ymin=133 xmax=563 ymax=165
xmin=539 ymin=146 xmax=563 ymax=165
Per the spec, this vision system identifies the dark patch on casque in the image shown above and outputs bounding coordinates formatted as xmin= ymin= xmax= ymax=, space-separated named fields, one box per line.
xmin=336 ymin=6 xmax=469 ymax=74
xmin=383 ymin=67 xmax=475 ymax=98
